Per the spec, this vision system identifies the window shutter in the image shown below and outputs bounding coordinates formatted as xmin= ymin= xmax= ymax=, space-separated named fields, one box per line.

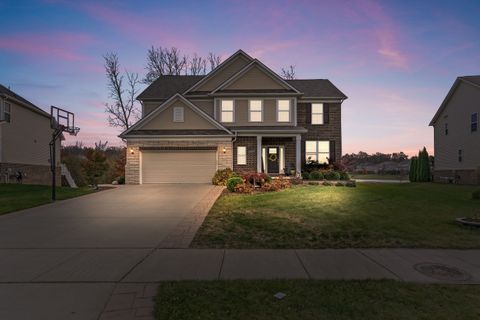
xmin=324 ymin=104 xmax=330 ymax=124
xmin=329 ymin=140 xmax=335 ymax=163
xmin=306 ymin=103 xmax=312 ymax=124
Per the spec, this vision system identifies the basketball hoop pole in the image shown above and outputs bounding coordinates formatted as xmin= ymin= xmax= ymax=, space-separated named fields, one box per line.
xmin=49 ymin=105 xmax=79 ymax=202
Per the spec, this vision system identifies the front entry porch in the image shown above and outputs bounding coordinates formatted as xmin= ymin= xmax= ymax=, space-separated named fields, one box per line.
xmin=258 ymin=136 xmax=301 ymax=175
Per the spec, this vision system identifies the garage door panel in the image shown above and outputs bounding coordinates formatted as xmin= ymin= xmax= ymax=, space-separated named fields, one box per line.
xmin=142 ymin=151 xmax=217 ymax=183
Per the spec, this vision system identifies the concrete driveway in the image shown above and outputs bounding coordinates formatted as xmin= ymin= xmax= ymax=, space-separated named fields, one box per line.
xmin=0 ymin=184 xmax=216 ymax=320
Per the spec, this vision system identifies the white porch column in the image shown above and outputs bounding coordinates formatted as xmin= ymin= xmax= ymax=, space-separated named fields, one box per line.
xmin=295 ymin=135 xmax=301 ymax=175
xmin=257 ymin=135 xmax=262 ymax=172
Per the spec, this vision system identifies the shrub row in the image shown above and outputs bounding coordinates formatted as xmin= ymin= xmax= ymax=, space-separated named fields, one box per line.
xmin=224 ymin=171 xmax=291 ymax=194
xmin=301 ymin=170 xmax=350 ymax=181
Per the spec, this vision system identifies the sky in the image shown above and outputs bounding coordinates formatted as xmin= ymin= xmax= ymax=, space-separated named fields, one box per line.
xmin=1 ymin=0 xmax=479 ymax=156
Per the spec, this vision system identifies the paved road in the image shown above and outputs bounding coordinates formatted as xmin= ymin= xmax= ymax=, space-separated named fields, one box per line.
xmin=0 ymin=184 xmax=215 ymax=320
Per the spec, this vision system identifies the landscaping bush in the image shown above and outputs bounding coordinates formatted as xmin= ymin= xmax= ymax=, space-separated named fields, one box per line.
xmin=117 ymin=176 xmax=125 ymax=185
xmin=233 ymin=182 xmax=254 ymax=194
xmin=301 ymin=172 xmax=310 ymax=180
xmin=212 ymin=168 xmax=237 ymax=186
xmin=339 ymin=171 xmax=350 ymax=180
xmin=240 ymin=171 xmax=271 ymax=187
xmin=473 ymin=190 xmax=480 ymax=200
xmin=304 ymin=160 xmax=329 ymax=173
xmin=260 ymin=177 xmax=292 ymax=192
xmin=226 ymin=177 xmax=244 ymax=192
xmin=309 ymin=171 xmax=323 ymax=180
xmin=346 ymin=180 xmax=357 ymax=188
xmin=324 ymin=170 xmax=341 ymax=180
xmin=335 ymin=181 xmax=345 ymax=187
xmin=290 ymin=177 xmax=303 ymax=185
xmin=322 ymin=181 xmax=333 ymax=186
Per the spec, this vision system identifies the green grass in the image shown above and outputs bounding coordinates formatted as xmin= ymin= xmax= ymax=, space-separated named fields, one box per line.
xmin=192 ymin=183 xmax=480 ymax=248
xmin=350 ymin=173 xmax=408 ymax=180
xmin=0 ymin=184 xmax=94 ymax=215
xmin=156 ymin=280 xmax=480 ymax=320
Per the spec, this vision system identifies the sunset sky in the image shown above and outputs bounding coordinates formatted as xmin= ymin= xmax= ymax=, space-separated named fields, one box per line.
xmin=1 ymin=0 xmax=479 ymax=156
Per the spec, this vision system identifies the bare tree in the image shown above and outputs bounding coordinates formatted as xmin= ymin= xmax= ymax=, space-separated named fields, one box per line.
xmin=189 ymin=53 xmax=207 ymax=75
xmin=281 ymin=65 xmax=296 ymax=80
xmin=104 ymin=53 xmax=140 ymax=130
xmin=144 ymin=46 xmax=188 ymax=83
xmin=94 ymin=140 xmax=109 ymax=151
xmin=207 ymin=52 xmax=222 ymax=71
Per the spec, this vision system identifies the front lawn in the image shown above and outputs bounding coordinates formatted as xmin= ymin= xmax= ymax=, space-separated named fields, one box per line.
xmin=0 ymin=184 xmax=95 ymax=215
xmin=156 ymin=280 xmax=480 ymax=320
xmin=192 ymin=183 xmax=480 ymax=248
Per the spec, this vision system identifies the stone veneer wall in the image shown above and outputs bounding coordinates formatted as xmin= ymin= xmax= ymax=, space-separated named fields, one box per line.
xmin=233 ymin=136 xmax=257 ymax=173
xmin=125 ymin=139 xmax=233 ymax=184
xmin=433 ymin=169 xmax=480 ymax=185
xmin=0 ymin=162 xmax=60 ymax=185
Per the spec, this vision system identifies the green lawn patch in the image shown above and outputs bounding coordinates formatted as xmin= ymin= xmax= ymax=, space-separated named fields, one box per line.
xmin=0 ymin=184 xmax=95 ymax=215
xmin=192 ymin=183 xmax=480 ymax=248
xmin=350 ymin=173 xmax=408 ymax=180
xmin=156 ymin=280 xmax=480 ymax=320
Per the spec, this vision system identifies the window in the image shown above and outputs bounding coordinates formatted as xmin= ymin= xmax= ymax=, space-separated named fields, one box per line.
xmin=277 ymin=99 xmax=290 ymax=122
xmin=445 ymin=123 xmax=448 ymax=135
xmin=471 ymin=113 xmax=478 ymax=132
xmin=248 ymin=100 xmax=263 ymax=122
xmin=237 ymin=146 xmax=247 ymax=165
xmin=173 ymin=106 xmax=184 ymax=122
xmin=220 ymin=100 xmax=234 ymax=122
xmin=311 ymin=103 xmax=324 ymax=124
xmin=305 ymin=140 xmax=330 ymax=164
xmin=458 ymin=149 xmax=463 ymax=163
xmin=2 ymin=102 xmax=11 ymax=123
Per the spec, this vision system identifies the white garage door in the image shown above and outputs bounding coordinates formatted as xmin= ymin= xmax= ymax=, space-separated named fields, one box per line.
xmin=141 ymin=150 xmax=217 ymax=184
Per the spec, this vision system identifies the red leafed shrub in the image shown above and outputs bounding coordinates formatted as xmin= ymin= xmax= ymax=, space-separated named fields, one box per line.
xmin=261 ymin=177 xmax=291 ymax=192
xmin=240 ymin=171 xmax=271 ymax=186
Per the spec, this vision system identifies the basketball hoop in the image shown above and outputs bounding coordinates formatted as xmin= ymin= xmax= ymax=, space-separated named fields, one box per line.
xmin=49 ymin=106 xmax=80 ymax=201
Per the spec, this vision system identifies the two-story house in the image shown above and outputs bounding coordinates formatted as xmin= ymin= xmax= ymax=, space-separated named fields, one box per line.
xmin=0 ymin=84 xmax=60 ymax=185
xmin=430 ymin=75 xmax=480 ymax=184
xmin=120 ymin=50 xmax=347 ymax=184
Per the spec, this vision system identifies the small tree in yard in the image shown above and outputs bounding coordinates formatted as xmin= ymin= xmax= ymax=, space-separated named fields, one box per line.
xmin=409 ymin=157 xmax=418 ymax=182
xmin=409 ymin=147 xmax=432 ymax=182
xmin=82 ymin=149 xmax=109 ymax=189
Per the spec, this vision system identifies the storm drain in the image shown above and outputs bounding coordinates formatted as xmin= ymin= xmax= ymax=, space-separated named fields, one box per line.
xmin=413 ymin=263 xmax=472 ymax=281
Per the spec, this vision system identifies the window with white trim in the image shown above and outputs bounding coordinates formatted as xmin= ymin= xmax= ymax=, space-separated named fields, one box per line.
xmin=237 ymin=146 xmax=247 ymax=165
xmin=471 ymin=113 xmax=478 ymax=132
xmin=2 ymin=102 xmax=11 ymax=123
xmin=220 ymin=99 xmax=234 ymax=123
xmin=248 ymin=100 xmax=262 ymax=122
xmin=305 ymin=140 xmax=330 ymax=164
xmin=173 ymin=106 xmax=184 ymax=122
xmin=277 ymin=99 xmax=290 ymax=122
xmin=311 ymin=103 xmax=324 ymax=124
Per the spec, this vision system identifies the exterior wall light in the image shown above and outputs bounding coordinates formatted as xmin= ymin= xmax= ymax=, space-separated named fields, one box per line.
xmin=222 ymin=147 xmax=227 ymax=154
xmin=130 ymin=148 xmax=135 ymax=155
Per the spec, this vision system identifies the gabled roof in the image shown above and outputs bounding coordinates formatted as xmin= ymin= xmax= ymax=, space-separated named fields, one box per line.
xmin=210 ymin=59 xmax=301 ymax=95
xmin=120 ymin=93 xmax=232 ymax=138
xmin=429 ymin=75 xmax=480 ymax=126
xmin=183 ymin=50 xmax=254 ymax=94
xmin=286 ymin=79 xmax=347 ymax=99
xmin=137 ymin=75 xmax=204 ymax=101
xmin=0 ymin=84 xmax=50 ymax=118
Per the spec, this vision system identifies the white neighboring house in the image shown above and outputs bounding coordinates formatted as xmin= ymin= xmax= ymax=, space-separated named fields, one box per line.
xmin=0 ymin=84 xmax=60 ymax=185
xmin=430 ymin=76 xmax=480 ymax=185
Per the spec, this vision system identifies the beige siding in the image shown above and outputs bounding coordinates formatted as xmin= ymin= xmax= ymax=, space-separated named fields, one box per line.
xmin=224 ymin=65 xmax=286 ymax=90
xmin=195 ymin=56 xmax=250 ymax=91
xmin=190 ymin=99 xmax=214 ymax=117
xmin=143 ymin=101 xmax=165 ymax=117
xmin=215 ymin=98 xmax=295 ymax=126
xmin=141 ymin=100 xmax=217 ymax=130
xmin=434 ymin=81 xmax=480 ymax=170
xmin=0 ymin=101 xmax=58 ymax=166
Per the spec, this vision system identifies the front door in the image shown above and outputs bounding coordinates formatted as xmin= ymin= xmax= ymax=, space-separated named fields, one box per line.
xmin=267 ymin=147 xmax=279 ymax=174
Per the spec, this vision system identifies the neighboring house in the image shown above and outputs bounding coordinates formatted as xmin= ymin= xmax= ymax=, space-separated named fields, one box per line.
xmin=0 ymin=84 xmax=60 ymax=185
xmin=121 ymin=50 xmax=347 ymax=184
xmin=430 ymin=76 xmax=480 ymax=184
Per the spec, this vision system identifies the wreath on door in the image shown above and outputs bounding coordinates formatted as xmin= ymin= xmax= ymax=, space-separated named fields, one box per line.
xmin=269 ymin=153 xmax=277 ymax=161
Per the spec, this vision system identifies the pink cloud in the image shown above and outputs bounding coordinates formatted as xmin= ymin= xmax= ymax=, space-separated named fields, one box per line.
xmin=0 ymin=32 xmax=94 ymax=61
